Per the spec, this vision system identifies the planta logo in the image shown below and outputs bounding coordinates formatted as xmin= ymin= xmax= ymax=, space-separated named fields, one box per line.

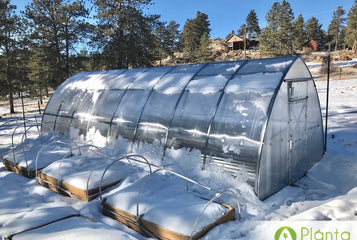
xmin=275 ymin=226 xmax=297 ymax=240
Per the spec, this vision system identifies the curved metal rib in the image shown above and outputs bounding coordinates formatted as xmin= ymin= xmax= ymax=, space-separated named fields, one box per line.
xmin=202 ymin=60 xmax=248 ymax=169
xmin=107 ymin=68 xmax=151 ymax=140
xmin=131 ymin=66 xmax=177 ymax=150
xmin=56 ymin=144 xmax=106 ymax=188
xmin=161 ymin=63 xmax=209 ymax=161
xmin=85 ymin=154 xmax=114 ymax=200
xmin=189 ymin=189 xmax=241 ymax=240
xmin=35 ymin=139 xmax=72 ymax=181
xmin=19 ymin=125 xmax=42 ymax=169
xmin=10 ymin=120 xmax=39 ymax=164
xmin=98 ymin=154 xmax=152 ymax=201
xmin=136 ymin=166 xmax=212 ymax=222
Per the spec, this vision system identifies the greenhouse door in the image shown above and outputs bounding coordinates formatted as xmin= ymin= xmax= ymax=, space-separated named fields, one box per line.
xmin=287 ymin=80 xmax=308 ymax=183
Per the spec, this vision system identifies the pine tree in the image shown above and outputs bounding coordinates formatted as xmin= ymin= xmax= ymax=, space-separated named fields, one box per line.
xmin=155 ymin=20 xmax=180 ymax=61
xmin=194 ymin=11 xmax=211 ymax=38
xmin=246 ymin=10 xmax=260 ymax=35
xmin=305 ymin=17 xmax=326 ymax=50
xmin=181 ymin=11 xmax=210 ymax=63
xmin=0 ymin=0 xmax=20 ymax=113
xmin=345 ymin=0 xmax=357 ymax=52
xmin=237 ymin=24 xmax=246 ymax=37
xmin=27 ymin=47 xmax=51 ymax=103
xmin=181 ymin=19 xmax=196 ymax=62
xmin=166 ymin=21 xmax=181 ymax=54
xmin=259 ymin=2 xmax=279 ymax=56
xmin=293 ymin=14 xmax=305 ymax=50
xmin=93 ymin=0 xmax=159 ymax=69
xmin=259 ymin=0 xmax=294 ymax=56
xmin=279 ymin=0 xmax=295 ymax=54
xmin=155 ymin=22 xmax=168 ymax=63
xmin=25 ymin=0 xmax=90 ymax=87
xmin=328 ymin=6 xmax=346 ymax=51
xmin=58 ymin=1 xmax=91 ymax=78
xmin=196 ymin=32 xmax=211 ymax=63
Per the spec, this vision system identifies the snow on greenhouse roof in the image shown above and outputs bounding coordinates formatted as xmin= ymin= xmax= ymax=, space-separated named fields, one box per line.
xmin=57 ymin=57 xmax=297 ymax=93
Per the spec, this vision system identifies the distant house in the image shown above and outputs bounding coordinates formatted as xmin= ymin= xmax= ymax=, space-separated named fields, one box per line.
xmin=245 ymin=31 xmax=259 ymax=49
xmin=303 ymin=39 xmax=319 ymax=52
xmin=226 ymin=35 xmax=244 ymax=50
xmin=226 ymin=32 xmax=259 ymax=51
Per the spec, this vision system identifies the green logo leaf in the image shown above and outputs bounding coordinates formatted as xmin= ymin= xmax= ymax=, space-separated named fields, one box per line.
xmin=274 ymin=226 xmax=297 ymax=240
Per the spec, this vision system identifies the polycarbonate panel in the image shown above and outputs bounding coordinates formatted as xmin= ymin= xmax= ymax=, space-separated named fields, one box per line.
xmin=306 ymin=80 xmax=324 ymax=168
xmin=71 ymin=90 xmax=104 ymax=135
xmin=52 ymin=72 xmax=104 ymax=134
xmin=86 ymin=89 xmax=125 ymax=137
xmin=41 ymin=114 xmax=55 ymax=131
xmin=92 ymin=69 xmax=126 ymax=88
xmin=136 ymin=74 xmax=195 ymax=143
xmin=155 ymin=73 xmax=195 ymax=94
xmin=238 ymin=57 xmax=294 ymax=75
xmin=106 ymin=68 xmax=148 ymax=90
xmin=167 ymin=91 xmax=222 ymax=150
xmin=43 ymin=93 xmax=64 ymax=115
xmin=54 ymin=88 xmax=84 ymax=134
xmin=257 ymin=81 xmax=289 ymax=200
xmin=134 ymin=64 xmax=204 ymax=143
xmin=42 ymin=93 xmax=64 ymax=132
xmin=127 ymin=66 xmax=174 ymax=90
xmin=196 ymin=61 xmax=242 ymax=76
xmin=110 ymin=68 xmax=173 ymax=140
xmin=288 ymin=81 xmax=308 ymax=102
xmin=55 ymin=72 xmax=89 ymax=93
xmin=166 ymin=74 xmax=230 ymax=151
xmin=60 ymin=72 xmax=104 ymax=92
xmin=110 ymin=90 xmax=148 ymax=139
xmin=288 ymin=80 xmax=308 ymax=183
xmin=205 ymin=72 xmax=283 ymax=164
xmin=285 ymin=58 xmax=312 ymax=80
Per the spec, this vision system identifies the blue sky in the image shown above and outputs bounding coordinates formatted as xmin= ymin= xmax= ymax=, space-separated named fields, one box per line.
xmin=12 ymin=0 xmax=356 ymax=39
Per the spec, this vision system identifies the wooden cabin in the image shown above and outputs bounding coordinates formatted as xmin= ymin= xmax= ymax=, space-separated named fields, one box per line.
xmin=226 ymin=35 xmax=244 ymax=50
xmin=226 ymin=33 xmax=259 ymax=51
xmin=303 ymin=39 xmax=319 ymax=52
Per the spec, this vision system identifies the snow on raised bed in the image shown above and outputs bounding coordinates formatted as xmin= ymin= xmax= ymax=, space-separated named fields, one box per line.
xmin=38 ymin=153 xmax=132 ymax=201
xmin=4 ymin=134 xmax=71 ymax=169
xmin=104 ymin=172 xmax=234 ymax=237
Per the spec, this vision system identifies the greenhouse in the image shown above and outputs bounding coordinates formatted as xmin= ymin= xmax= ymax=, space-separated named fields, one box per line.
xmin=42 ymin=56 xmax=324 ymax=200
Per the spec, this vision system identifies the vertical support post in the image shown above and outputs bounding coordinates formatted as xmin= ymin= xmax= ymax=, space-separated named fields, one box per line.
xmin=20 ymin=83 xmax=27 ymax=140
xmin=324 ymin=45 xmax=331 ymax=152
xmin=243 ymin=28 xmax=247 ymax=60
xmin=38 ymin=100 xmax=42 ymax=114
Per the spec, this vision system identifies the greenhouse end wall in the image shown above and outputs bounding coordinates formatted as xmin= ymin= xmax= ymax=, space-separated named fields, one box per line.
xmin=42 ymin=57 xmax=324 ymax=200
xmin=257 ymin=58 xmax=324 ymax=199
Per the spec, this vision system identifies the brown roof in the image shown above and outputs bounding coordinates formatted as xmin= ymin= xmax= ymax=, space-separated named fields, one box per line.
xmin=226 ymin=35 xmax=243 ymax=43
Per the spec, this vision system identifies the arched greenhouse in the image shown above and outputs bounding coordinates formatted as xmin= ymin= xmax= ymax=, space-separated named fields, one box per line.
xmin=42 ymin=56 xmax=324 ymax=199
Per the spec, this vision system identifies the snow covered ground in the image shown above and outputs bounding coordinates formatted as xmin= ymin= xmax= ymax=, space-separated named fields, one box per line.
xmin=0 ymin=77 xmax=356 ymax=239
